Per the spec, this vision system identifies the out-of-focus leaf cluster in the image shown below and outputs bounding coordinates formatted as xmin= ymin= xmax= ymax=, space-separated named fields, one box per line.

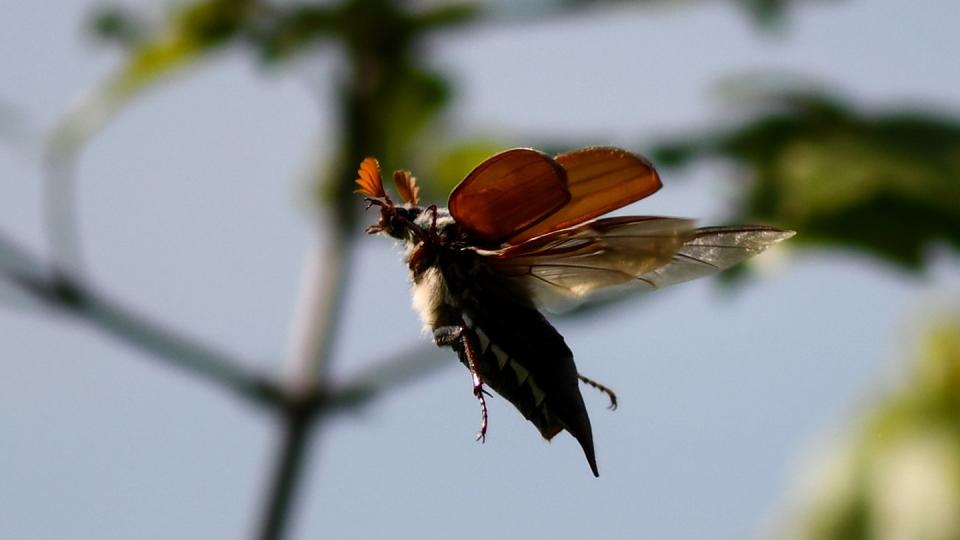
xmin=552 ymin=0 xmax=841 ymax=27
xmin=73 ymin=0 xmax=859 ymax=220
xmin=79 ymin=0 xmax=479 ymax=117
xmin=783 ymin=315 xmax=960 ymax=540
xmin=74 ymin=0 xmax=845 ymax=209
xmin=61 ymin=0 xmax=481 ymax=220
xmin=89 ymin=0 xmax=479 ymax=62
xmin=653 ymin=92 xmax=960 ymax=271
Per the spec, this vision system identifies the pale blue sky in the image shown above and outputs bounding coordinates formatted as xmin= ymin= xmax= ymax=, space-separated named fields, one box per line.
xmin=1 ymin=1 xmax=959 ymax=538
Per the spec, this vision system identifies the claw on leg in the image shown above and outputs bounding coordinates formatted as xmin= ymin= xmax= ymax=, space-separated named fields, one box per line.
xmin=472 ymin=371 xmax=489 ymax=443
xmin=578 ymin=374 xmax=618 ymax=410
xmin=461 ymin=328 xmax=489 ymax=443
xmin=435 ymin=324 xmax=491 ymax=442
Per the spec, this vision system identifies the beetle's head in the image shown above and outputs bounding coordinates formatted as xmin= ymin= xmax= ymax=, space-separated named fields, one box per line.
xmin=355 ymin=157 xmax=423 ymax=241
xmin=364 ymin=198 xmax=424 ymax=241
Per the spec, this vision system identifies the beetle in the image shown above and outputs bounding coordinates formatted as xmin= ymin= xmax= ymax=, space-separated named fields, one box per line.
xmin=356 ymin=147 xmax=793 ymax=476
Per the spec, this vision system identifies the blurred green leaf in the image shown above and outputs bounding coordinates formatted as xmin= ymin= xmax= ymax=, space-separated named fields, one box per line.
xmin=551 ymin=0 xmax=841 ymax=27
xmin=49 ymin=0 xmax=482 ymax=237
xmin=739 ymin=0 xmax=791 ymax=25
xmin=420 ymin=138 xmax=507 ymax=198
xmin=381 ymin=69 xmax=452 ymax=171
xmin=254 ymin=5 xmax=338 ymax=62
xmin=411 ymin=3 xmax=481 ymax=31
xmin=53 ymin=0 xmax=254 ymax=155
xmin=309 ymin=0 xmax=469 ymax=213
xmin=256 ymin=2 xmax=478 ymax=62
xmin=652 ymin=91 xmax=960 ymax=270
xmin=782 ymin=314 xmax=960 ymax=540
xmin=119 ymin=0 xmax=245 ymax=89
xmin=89 ymin=5 xmax=148 ymax=47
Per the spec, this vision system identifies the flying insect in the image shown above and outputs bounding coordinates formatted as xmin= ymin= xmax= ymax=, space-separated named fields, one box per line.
xmin=356 ymin=147 xmax=793 ymax=476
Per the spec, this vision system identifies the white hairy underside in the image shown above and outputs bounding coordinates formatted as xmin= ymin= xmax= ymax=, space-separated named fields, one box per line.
xmin=410 ymin=265 xmax=449 ymax=331
xmin=404 ymin=209 xmax=459 ymax=332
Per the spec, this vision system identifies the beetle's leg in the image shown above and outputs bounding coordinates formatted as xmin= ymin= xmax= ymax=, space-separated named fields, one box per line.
xmin=434 ymin=325 xmax=489 ymax=442
xmin=425 ymin=204 xmax=440 ymax=239
xmin=578 ymin=374 xmax=618 ymax=410
xmin=461 ymin=331 xmax=489 ymax=442
xmin=432 ymin=325 xmax=463 ymax=347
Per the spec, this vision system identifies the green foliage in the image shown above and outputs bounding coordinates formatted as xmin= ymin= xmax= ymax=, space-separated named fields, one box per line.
xmin=653 ymin=92 xmax=960 ymax=271
xmin=67 ymin=0 xmax=482 ymax=222
xmin=70 ymin=0 xmax=835 ymax=215
xmin=555 ymin=0 xmax=842 ymax=26
xmin=255 ymin=2 xmax=478 ymax=62
xmin=420 ymin=139 xmax=509 ymax=197
xmin=55 ymin=0 xmax=256 ymax=153
xmin=89 ymin=5 xmax=148 ymax=47
xmin=784 ymin=315 xmax=960 ymax=540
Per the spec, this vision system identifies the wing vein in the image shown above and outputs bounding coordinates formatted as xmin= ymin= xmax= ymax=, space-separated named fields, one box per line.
xmin=634 ymin=276 xmax=657 ymax=288
xmin=527 ymin=263 xmax=636 ymax=278
xmin=674 ymin=252 xmax=720 ymax=269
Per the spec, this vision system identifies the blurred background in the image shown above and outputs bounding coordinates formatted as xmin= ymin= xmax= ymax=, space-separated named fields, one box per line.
xmin=1 ymin=0 xmax=958 ymax=539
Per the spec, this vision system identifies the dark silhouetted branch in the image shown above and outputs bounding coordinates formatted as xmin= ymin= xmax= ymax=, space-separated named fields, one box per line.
xmin=325 ymin=343 xmax=449 ymax=412
xmin=0 ymin=229 xmax=282 ymax=405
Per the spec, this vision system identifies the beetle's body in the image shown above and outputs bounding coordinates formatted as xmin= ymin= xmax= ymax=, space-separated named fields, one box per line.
xmin=356 ymin=147 xmax=793 ymax=476
xmin=393 ymin=206 xmax=598 ymax=473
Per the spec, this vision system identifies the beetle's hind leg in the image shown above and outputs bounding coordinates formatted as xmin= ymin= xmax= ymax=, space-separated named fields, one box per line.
xmin=578 ymin=374 xmax=618 ymax=410
xmin=433 ymin=325 xmax=490 ymax=442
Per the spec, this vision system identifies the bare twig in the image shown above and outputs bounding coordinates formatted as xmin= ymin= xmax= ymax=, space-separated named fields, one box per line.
xmin=1 ymin=225 xmax=452 ymax=416
xmin=254 ymin=328 xmax=448 ymax=540
xmin=43 ymin=84 xmax=125 ymax=276
xmin=282 ymin=229 xmax=352 ymax=394
xmin=326 ymin=342 xmax=449 ymax=411
xmin=0 ymin=229 xmax=281 ymax=405
xmin=255 ymin=398 xmax=316 ymax=540
xmin=256 ymin=220 xmax=354 ymax=540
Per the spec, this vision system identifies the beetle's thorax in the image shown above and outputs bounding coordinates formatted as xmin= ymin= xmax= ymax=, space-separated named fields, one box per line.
xmin=400 ymin=206 xmax=459 ymax=277
xmin=383 ymin=205 xmax=462 ymax=331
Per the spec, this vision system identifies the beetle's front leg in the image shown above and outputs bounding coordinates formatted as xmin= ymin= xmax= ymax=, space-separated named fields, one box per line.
xmin=432 ymin=325 xmax=463 ymax=348
xmin=433 ymin=325 xmax=489 ymax=443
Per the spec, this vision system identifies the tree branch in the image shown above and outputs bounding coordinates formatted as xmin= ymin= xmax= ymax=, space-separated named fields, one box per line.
xmin=254 ymin=399 xmax=316 ymax=540
xmin=255 ymin=224 xmax=354 ymax=540
xmin=323 ymin=342 xmax=449 ymax=413
xmin=0 ymin=229 xmax=282 ymax=405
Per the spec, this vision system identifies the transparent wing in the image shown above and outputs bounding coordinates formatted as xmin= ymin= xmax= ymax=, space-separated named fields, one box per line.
xmin=487 ymin=217 xmax=794 ymax=312
xmin=636 ymin=225 xmax=794 ymax=288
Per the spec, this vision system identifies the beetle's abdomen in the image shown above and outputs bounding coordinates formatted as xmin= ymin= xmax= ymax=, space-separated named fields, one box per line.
xmin=454 ymin=290 xmax=598 ymax=476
